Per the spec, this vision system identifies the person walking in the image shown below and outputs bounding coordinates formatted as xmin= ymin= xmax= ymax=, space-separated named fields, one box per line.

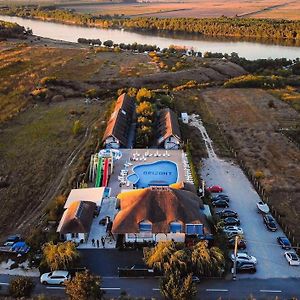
xmin=101 ymin=236 xmax=105 ymax=248
xmin=96 ymin=239 xmax=100 ymax=248
xmin=92 ymin=238 xmax=95 ymax=247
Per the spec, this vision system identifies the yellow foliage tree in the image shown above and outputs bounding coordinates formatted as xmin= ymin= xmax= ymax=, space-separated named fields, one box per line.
xmin=136 ymin=88 xmax=153 ymax=103
xmin=43 ymin=241 xmax=79 ymax=271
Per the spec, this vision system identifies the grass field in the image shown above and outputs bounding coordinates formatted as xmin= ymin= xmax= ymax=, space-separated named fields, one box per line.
xmin=0 ymin=39 xmax=157 ymax=237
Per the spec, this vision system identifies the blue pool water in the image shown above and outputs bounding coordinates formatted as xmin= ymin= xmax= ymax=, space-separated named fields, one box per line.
xmin=127 ymin=160 xmax=178 ymax=188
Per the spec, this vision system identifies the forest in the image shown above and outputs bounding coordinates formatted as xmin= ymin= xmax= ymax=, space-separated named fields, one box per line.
xmin=1 ymin=6 xmax=300 ymax=40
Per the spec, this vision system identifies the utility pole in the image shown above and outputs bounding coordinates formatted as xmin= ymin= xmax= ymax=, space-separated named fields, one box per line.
xmin=232 ymin=235 xmax=238 ymax=281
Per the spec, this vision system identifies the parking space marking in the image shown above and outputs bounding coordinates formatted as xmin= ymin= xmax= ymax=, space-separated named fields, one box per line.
xmin=101 ymin=287 xmax=121 ymax=290
xmin=152 ymin=288 xmax=160 ymax=291
xmin=206 ymin=289 xmax=229 ymax=292
xmin=260 ymin=289 xmax=282 ymax=293
xmin=46 ymin=286 xmax=65 ymax=290
xmin=0 ymin=282 xmax=9 ymax=285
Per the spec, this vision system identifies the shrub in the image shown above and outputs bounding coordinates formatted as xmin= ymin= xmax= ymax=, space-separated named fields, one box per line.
xmin=31 ymin=88 xmax=48 ymax=99
xmin=254 ymin=170 xmax=265 ymax=179
xmin=9 ymin=277 xmax=35 ymax=298
xmin=72 ymin=120 xmax=82 ymax=135
xmin=136 ymin=101 xmax=154 ymax=117
xmin=224 ymin=75 xmax=286 ymax=88
xmin=85 ymin=88 xmax=97 ymax=98
xmin=136 ymin=88 xmax=153 ymax=103
xmin=40 ymin=76 xmax=57 ymax=86
xmin=103 ymin=40 xmax=113 ymax=47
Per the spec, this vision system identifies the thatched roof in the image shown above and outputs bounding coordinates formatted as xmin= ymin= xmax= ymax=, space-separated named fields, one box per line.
xmin=157 ymin=108 xmax=182 ymax=145
xmin=57 ymin=201 xmax=96 ymax=234
xmin=102 ymin=93 xmax=135 ymax=147
xmin=112 ymin=186 xmax=209 ymax=234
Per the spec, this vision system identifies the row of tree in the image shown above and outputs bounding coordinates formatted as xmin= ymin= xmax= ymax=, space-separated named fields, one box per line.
xmin=2 ymin=7 xmax=300 ymax=40
xmin=144 ymin=241 xmax=225 ymax=299
xmin=0 ymin=20 xmax=30 ymax=38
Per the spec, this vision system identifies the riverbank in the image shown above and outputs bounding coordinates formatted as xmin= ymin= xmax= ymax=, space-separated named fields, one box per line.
xmin=1 ymin=14 xmax=300 ymax=60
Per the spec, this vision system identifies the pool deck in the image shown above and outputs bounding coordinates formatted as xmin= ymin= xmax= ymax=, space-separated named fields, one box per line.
xmin=108 ymin=149 xmax=187 ymax=197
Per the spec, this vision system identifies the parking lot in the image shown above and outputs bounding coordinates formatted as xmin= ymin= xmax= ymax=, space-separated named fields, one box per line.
xmin=202 ymin=157 xmax=300 ymax=279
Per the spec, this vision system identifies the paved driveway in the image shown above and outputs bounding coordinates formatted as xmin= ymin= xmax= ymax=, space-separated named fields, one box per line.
xmin=201 ymin=157 xmax=300 ymax=279
xmin=79 ymin=249 xmax=144 ymax=276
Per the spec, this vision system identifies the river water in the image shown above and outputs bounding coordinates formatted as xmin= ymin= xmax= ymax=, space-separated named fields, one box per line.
xmin=1 ymin=15 xmax=300 ymax=60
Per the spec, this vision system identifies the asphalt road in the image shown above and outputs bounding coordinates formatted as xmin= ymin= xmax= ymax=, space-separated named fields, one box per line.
xmin=1 ymin=275 xmax=300 ymax=299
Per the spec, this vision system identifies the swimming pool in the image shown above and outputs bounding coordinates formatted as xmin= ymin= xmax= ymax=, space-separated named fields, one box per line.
xmin=127 ymin=160 xmax=178 ymax=188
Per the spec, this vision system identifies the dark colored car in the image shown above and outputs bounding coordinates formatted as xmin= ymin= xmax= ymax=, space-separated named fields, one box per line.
xmin=212 ymin=199 xmax=229 ymax=208
xmin=236 ymin=261 xmax=256 ymax=273
xmin=277 ymin=237 xmax=292 ymax=250
xmin=223 ymin=217 xmax=240 ymax=226
xmin=228 ymin=238 xmax=247 ymax=250
xmin=212 ymin=194 xmax=230 ymax=202
xmin=216 ymin=209 xmax=238 ymax=218
xmin=263 ymin=214 xmax=277 ymax=231
xmin=3 ymin=235 xmax=21 ymax=246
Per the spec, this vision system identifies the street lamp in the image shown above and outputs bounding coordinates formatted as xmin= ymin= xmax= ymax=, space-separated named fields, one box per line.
xmin=232 ymin=235 xmax=239 ymax=280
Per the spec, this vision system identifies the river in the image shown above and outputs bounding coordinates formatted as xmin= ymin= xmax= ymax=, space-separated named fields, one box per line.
xmin=1 ymin=15 xmax=300 ymax=60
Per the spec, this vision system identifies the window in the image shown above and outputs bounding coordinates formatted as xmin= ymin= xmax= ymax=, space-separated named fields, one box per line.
xmin=170 ymin=221 xmax=182 ymax=233
xmin=139 ymin=220 xmax=152 ymax=232
xmin=186 ymin=224 xmax=203 ymax=235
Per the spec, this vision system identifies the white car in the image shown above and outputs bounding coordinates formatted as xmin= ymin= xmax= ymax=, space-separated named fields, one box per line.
xmin=223 ymin=226 xmax=243 ymax=235
xmin=40 ymin=270 xmax=71 ymax=285
xmin=231 ymin=252 xmax=257 ymax=265
xmin=284 ymin=252 xmax=300 ymax=266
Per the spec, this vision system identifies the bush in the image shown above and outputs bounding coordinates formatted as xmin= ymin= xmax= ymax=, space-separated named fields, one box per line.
xmin=254 ymin=170 xmax=265 ymax=179
xmin=9 ymin=277 xmax=35 ymax=298
xmin=136 ymin=101 xmax=154 ymax=117
xmin=72 ymin=120 xmax=82 ymax=135
xmin=85 ymin=88 xmax=98 ymax=98
xmin=224 ymin=75 xmax=286 ymax=88
xmin=136 ymin=88 xmax=153 ymax=103
xmin=40 ymin=76 xmax=57 ymax=86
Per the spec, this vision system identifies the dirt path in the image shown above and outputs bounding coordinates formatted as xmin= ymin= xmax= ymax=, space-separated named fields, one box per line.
xmin=237 ymin=1 xmax=295 ymax=18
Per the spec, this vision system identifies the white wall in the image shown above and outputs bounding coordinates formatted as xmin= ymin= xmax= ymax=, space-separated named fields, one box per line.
xmin=164 ymin=136 xmax=180 ymax=150
xmin=105 ymin=136 xmax=120 ymax=149
xmin=125 ymin=233 xmax=185 ymax=243
xmin=64 ymin=233 xmax=86 ymax=243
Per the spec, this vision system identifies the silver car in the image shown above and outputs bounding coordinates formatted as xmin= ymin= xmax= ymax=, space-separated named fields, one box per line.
xmin=40 ymin=270 xmax=71 ymax=285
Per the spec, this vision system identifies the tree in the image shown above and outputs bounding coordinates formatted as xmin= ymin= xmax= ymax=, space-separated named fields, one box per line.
xmin=72 ymin=120 xmax=82 ymax=135
xmin=103 ymin=40 xmax=113 ymax=47
xmin=136 ymin=87 xmax=153 ymax=103
xmin=42 ymin=241 xmax=79 ymax=271
xmin=136 ymin=101 xmax=154 ymax=117
xmin=9 ymin=276 xmax=35 ymax=298
xmin=160 ymin=270 xmax=196 ymax=300
xmin=65 ymin=270 xmax=104 ymax=300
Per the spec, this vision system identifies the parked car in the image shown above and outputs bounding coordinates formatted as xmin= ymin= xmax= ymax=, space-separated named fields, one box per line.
xmin=236 ymin=261 xmax=256 ymax=273
xmin=212 ymin=194 xmax=230 ymax=202
xmin=3 ymin=235 xmax=21 ymax=246
xmin=277 ymin=237 xmax=292 ymax=250
xmin=226 ymin=231 xmax=243 ymax=240
xmin=228 ymin=238 xmax=247 ymax=250
xmin=223 ymin=217 xmax=240 ymax=226
xmin=231 ymin=252 xmax=257 ymax=265
xmin=207 ymin=185 xmax=223 ymax=193
xmin=223 ymin=226 xmax=243 ymax=235
xmin=40 ymin=271 xmax=71 ymax=285
xmin=212 ymin=199 xmax=229 ymax=208
xmin=192 ymin=276 xmax=200 ymax=284
xmin=216 ymin=209 xmax=238 ymax=218
xmin=284 ymin=252 xmax=300 ymax=266
xmin=263 ymin=214 xmax=277 ymax=231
